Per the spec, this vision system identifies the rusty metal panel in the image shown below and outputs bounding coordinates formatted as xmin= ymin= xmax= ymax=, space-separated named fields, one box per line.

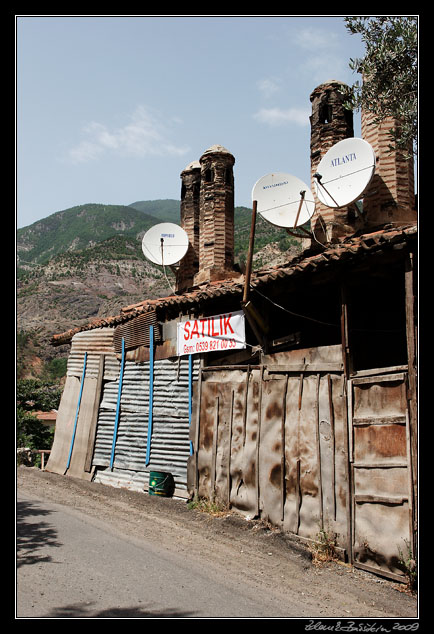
xmin=195 ymin=361 xmax=349 ymax=551
xmin=350 ymin=373 xmax=412 ymax=581
xmin=228 ymin=369 xmax=261 ymax=518
xmin=258 ymin=375 xmax=286 ymax=527
xmin=113 ymin=310 xmax=161 ymax=353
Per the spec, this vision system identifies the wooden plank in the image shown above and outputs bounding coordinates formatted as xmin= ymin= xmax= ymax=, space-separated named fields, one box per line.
xmin=350 ymin=365 xmax=408 ymax=378
xmin=341 ymin=375 xmax=352 ymax=562
xmin=327 ymin=374 xmax=336 ymax=521
xmin=315 ymin=373 xmax=323 ymax=529
xmin=405 ymin=252 xmax=417 ymax=538
xmin=84 ymin=354 xmax=105 ymax=473
xmin=280 ymin=375 xmax=289 ymax=523
xmin=352 ymin=415 xmax=406 ymax=426
xmin=354 ymin=495 xmax=408 ymax=505
xmin=352 ymin=373 xmax=406 ymax=385
xmin=194 ymin=358 xmax=204 ymax=495
xmin=255 ymin=366 xmax=264 ymax=517
xmin=354 ymin=561 xmax=406 ymax=583
xmin=295 ymin=459 xmax=301 ymax=535
xmin=228 ymin=389 xmax=234 ymax=506
xmin=242 ymin=367 xmax=250 ymax=448
xmin=211 ymin=395 xmax=219 ymax=502
xmin=267 ymin=363 xmax=343 ymax=373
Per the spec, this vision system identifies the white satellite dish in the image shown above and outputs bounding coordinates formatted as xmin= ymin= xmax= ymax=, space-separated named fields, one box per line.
xmin=313 ymin=137 xmax=376 ymax=208
xmin=141 ymin=223 xmax=189 ymax=266
xmin=251 ymin=172 xmax=315 ymax=229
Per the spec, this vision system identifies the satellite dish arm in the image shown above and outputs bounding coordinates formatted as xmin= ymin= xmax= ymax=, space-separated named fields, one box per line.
xmin=314 ymin=172 xmax=340 ymax=208
xmin=293 ymin=190 xmax=305 ymax=229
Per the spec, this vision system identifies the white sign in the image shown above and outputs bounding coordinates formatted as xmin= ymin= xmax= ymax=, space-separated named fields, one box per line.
xmin=177 ymin=310 xmax=246 ymax=357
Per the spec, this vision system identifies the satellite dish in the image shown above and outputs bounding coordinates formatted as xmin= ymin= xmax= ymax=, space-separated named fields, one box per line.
xmin=141 ymin=223 xmax=189 ymax=266
xmin=251 ymin=172 xmax=315 ymax=228
xmin=313 ymin=137 xmax=376 ymax=208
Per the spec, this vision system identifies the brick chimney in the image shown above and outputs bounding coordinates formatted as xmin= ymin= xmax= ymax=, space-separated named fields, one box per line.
xmin=176 ymin=160 xmax=201 ymax=293
xmin=309 ymin=80 xmax=355 ymax=244
xmin=360 ymin=110 xmax=417 ymax=229
xmin=194 ymin=145 xmax=236 ymax=286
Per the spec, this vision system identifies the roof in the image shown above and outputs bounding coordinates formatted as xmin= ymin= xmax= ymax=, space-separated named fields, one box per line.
xmin=51 ymin=223 xmax=417 ymax=347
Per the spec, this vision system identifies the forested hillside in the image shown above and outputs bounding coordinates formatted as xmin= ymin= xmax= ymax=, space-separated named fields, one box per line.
xmin=17 ymin=199 xmax=302 ymax=378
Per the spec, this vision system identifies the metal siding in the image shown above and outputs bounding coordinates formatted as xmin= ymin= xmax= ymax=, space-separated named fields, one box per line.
xmin=350 ymin=373 xmax=412 ymax=581
xmin=194 ymin=349 xmax=350 ymax=552
xmin=67 ymin=328 xmax=120 ymax=380
xmin=92 ymin=357 xmax=199 ymax=492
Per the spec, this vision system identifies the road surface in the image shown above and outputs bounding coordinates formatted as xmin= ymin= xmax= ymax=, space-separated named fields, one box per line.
xmin=16 ymin=466 xmax=418 ymax=620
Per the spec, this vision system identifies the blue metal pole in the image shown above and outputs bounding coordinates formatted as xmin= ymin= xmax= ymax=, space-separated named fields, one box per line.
xmin=110 ymin=337 xmax=125 ymax=470
xmin=145 ymin=326 xmax=154 ymax=467
xmin=189 ymin=354 xmax=193 ymax=456
xmin=66 ymin=352 xmax=87 ymax=471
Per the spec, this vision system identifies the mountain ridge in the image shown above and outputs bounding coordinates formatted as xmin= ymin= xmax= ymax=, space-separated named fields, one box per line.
xmin=17 ymin=199 xmax=302 ymax=378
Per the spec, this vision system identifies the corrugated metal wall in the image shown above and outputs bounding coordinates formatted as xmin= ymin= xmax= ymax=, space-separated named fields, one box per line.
xmin=66 ymin=328 xmax=120 ymax=380
xmin=93 ymin=357 xmax=199 ymax=496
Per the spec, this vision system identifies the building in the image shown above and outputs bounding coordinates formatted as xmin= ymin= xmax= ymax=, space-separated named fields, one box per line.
xmin=46 ymin=82 xmax=417 ymax=583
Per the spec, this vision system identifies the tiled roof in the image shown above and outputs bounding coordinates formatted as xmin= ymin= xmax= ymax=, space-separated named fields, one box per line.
xmin=51 ymin=223 xmax=416 ymax=346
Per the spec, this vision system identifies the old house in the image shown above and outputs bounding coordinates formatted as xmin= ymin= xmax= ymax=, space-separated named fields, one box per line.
xmin=46 ymin=80 xmax=417 ymax=583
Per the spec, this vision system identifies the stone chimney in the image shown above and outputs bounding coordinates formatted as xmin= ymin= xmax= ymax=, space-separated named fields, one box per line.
xmin=309 ymin=80 xmax=355 ymax=244
xmin=194 ymin=145 xmax=236 ymax=286
xmin=176 ymin=160 xmax=201 ymax=293
xmin=360 ymin=110 xmax=417 ymax=229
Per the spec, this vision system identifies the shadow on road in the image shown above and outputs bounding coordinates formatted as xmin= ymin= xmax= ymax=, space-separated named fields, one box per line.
xmin=43 ymin=602 xmax=198 ymax=618
xmin=16 ymin=499 xmax=62 ymax=567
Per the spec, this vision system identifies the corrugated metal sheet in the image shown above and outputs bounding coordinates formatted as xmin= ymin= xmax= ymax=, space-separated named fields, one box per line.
xmin=67 ymin=328 xmax=120 ymax=380
xmin=113 ymin=310 xmax=161 ymax=353
xmin=92 ymin=357 xmax=199 ymax=492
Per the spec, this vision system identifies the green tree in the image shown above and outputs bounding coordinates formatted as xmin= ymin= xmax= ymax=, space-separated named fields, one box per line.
xmin=16 ymin=379 xmax=62 ymax=450
xmin=343 ymin=16 xmax=417 ymax=156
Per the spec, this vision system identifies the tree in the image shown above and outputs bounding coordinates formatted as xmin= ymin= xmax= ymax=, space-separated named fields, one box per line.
xmin=343 ymin=16 xmax=417 ymax=156
xmin=16 ymin=379 xmax=62 ymax=450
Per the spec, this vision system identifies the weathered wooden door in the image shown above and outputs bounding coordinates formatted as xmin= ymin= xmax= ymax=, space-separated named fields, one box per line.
xmin=349 ymin=371 xmax=415 ymax=581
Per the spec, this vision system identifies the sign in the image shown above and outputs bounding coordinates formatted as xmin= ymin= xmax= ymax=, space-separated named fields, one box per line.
xmin=177 ymin=310 xmax=246 ymax=357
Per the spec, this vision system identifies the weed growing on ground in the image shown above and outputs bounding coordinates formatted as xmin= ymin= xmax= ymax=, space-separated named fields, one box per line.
xmin=309 ymin=527 xmax=339 ymax=566
xmin=187 ymin=494 xmax=229 ymax=517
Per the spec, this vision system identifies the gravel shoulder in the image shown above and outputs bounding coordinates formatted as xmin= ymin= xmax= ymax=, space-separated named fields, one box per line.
xmin=16 ymin=466 xmax=418 ymax=619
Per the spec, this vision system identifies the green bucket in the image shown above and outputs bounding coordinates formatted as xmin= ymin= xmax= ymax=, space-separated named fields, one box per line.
xmin=149 ymin=471 xmax=175 ymax=497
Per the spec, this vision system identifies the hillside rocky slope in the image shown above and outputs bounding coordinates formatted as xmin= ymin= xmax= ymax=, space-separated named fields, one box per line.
xmin=17 ymin=201 xmax=302 ymax=377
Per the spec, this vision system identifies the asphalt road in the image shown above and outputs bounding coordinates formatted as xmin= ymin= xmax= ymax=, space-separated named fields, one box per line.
xmin=16 ymin=467 xmax=419 ymax=621
xmin=17 ymin=491 xmax=292 ymax=619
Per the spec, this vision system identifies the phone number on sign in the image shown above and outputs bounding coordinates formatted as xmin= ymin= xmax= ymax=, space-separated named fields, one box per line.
xmin=182 ymin=338 xmax=238 ymax=355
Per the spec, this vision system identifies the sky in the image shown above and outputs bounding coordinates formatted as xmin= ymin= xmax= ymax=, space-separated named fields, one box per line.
xmin=16 ymin=15 xmax=367 ymax=229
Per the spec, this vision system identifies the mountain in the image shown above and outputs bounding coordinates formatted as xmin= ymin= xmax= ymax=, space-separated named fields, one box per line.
xmin=17 ymin=200 xmax=302 ymax=378
xmin=17 ymin=202 xmax=162 ymax=266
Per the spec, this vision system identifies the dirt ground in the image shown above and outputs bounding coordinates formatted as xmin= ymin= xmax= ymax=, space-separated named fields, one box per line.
xmin=16 ymin=466 xmax=418 ymax=620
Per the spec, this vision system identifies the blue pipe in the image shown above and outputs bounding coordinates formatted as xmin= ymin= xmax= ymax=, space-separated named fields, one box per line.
xmin=110 ymin=337 xmax=125 ymax=470
xmin=66 ymin=352 xmax=87 ymax=471
xmin=145 ymin=325 xmax=154 ymax=467
xmin=189 ymin=354 xmax=193 ymax=456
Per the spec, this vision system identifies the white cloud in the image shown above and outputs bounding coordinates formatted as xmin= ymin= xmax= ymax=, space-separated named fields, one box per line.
xmin=67 ymin=105 xmax=190 ymax=164
xmin=256 ymin=77 xmax=281 ymax=99
xmin=293 ymin=26 xmax=347 ymax=83
xmin=253 ymin=106 xmax=310 ymax=127
xmin=294 ymin=27 xmax=339 ymax=52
